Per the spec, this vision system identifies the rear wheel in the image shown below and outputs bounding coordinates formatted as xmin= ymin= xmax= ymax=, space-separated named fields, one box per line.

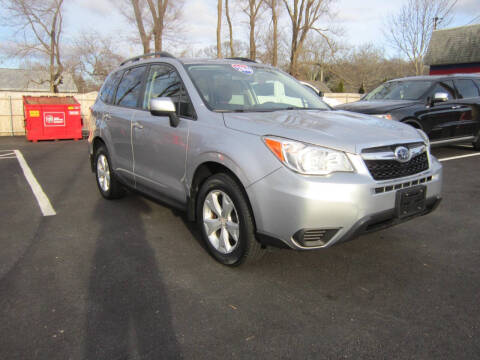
xmin=94 ymin=145 xmax=125 ymax=199
xmin=197 ymin=173 xmax=263 ymax=266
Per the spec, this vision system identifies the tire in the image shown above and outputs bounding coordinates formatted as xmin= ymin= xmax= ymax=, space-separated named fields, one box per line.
xmin=94 ymin=145 xmax=125 ymax=199
xmin=473 ymin=133 xmax=480 ymax=151
xmin=196 ymin=173 xmax=264 ymax=266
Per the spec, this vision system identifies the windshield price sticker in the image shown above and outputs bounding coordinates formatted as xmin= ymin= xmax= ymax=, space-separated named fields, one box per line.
xmin=232 ymin=64 xmax=254 ymax=75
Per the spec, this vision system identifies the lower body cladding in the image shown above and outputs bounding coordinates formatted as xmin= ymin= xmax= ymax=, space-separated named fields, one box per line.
xmin=246 ymin=157 xmax=442 ymax=250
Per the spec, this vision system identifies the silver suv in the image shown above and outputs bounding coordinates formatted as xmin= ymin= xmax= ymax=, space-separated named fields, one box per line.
xmin=88 ymin=53 xmax=443 ymax=266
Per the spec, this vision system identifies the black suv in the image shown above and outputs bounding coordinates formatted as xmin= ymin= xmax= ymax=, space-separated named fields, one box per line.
xmin=336 ymin=74 xmax=480 ymax=149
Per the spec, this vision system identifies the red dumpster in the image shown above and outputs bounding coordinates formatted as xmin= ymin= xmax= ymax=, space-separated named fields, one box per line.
xmin=23 ymin=96 xmax=82 ymax=142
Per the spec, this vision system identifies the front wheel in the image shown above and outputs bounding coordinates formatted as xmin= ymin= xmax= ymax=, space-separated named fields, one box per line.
xmin=197 ymin=173 xmax=263 ymax=266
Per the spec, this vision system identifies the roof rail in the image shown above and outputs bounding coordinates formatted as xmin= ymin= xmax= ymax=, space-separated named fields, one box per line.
xmin=120 ymin=51 xmax=176 ymax=66
xmin=225 ymin=57 xmax=257 ymax=63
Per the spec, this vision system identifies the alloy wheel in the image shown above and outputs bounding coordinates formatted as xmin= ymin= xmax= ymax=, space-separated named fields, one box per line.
xmin=202 ymin=190 xmax=240 ymax=254
xmin=97 ymin=154 xmax=111 ymax=192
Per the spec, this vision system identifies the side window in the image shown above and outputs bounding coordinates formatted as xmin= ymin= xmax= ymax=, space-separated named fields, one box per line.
xmin=143 ymin=64 xmax=195 ymax=118
xmin=100 ymin=71 xmax=122 ymax=104
xmin=474 ymin=79 xmax=480 ymax=93
xmin=431 ymin=81 xmax=456 ymax=100
xmin=454 ymin=79 xmax=480 ymax=99
xmin=115 ymin=66 xmax=146 ymax=108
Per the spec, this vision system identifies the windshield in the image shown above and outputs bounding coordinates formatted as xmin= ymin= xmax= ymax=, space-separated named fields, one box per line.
xmin=185 ymin=63 xmax=330 ymax=112
xmin=364 ymin=80 xmax=433 ymax=101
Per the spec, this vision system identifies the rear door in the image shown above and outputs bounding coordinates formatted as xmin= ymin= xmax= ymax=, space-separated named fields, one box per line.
xmin=418 ymin=80 xmax=468 ymax=141
xmin=452 ymin=79 xmax=480 ymax=138
xmin=109 ymin=65 xmax=147 ymax=186
xmin=132 ymin=63 xmax=195 ymax=205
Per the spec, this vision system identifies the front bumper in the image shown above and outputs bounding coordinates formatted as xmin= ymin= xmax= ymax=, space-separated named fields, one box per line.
xmin=246 ymin=155 xmax=443 ymax=250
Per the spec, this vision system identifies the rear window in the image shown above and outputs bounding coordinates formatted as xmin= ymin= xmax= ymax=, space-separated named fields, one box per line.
xmin=115 ymin=66 xmax=146 ymax=108
xmin=100 ymin=71 xmax=123 ymax=104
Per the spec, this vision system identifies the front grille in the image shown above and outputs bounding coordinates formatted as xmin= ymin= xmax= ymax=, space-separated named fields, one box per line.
xmin=373 ymin=175 xmax=433 ymax=194
xmin=365 ymin=152 xmax=429 ymax=180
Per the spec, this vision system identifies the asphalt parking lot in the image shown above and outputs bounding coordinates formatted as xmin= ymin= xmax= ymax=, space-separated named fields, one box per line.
xmin=0 ymin=137 xmax=479 ymax=359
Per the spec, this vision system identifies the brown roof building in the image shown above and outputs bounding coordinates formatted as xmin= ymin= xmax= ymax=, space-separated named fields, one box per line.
xmin=424 ymin=24 xmax=480 ymax=75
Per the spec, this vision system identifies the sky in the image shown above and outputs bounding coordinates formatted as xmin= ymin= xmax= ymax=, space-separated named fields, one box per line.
xmin=0 ymin=0 xmax=479 ymax=68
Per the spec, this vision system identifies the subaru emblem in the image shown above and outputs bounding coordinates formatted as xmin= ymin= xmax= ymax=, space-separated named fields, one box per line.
xmin=394 ymin=146 xmax=411 ymax=163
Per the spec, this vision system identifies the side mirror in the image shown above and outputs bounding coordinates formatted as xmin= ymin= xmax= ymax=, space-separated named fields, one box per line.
xmin=150 ymin=97 xmax=180 ymax=127
xmin=432 ymin=92 xmax=449 ymax=104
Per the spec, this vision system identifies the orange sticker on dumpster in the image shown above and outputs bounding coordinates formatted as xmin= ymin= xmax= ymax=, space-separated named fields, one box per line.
xmin=29 ymin=110 xmax=40 ymax=117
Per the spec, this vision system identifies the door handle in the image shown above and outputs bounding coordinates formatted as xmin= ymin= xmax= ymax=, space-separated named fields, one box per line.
xmin=103 ymin=113 xmax=111 ymax=120
xmin=451 ymin=106 xmax=461 ymax=109
xmin=133 ymin=121 xmax=144 ymax=129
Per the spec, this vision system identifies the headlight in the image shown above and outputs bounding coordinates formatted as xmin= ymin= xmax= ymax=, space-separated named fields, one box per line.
xmin=417 ymin=129 xmax=430 ymax=148
xmin=373 ymin=114 xmax=393 ymax=120
xmin=263 ymin=137 xmax=354 ymax=175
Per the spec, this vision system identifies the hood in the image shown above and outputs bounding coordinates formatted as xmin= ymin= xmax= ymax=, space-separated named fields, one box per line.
xmin=335 ymin=100 xmax=419 ymax=114
xmin=223 ymin=110 xmax=422 ymax=154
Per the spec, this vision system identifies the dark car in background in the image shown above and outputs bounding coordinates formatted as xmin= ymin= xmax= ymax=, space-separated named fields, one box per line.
xmin=335 ymin=74 xmax=480 ymax=149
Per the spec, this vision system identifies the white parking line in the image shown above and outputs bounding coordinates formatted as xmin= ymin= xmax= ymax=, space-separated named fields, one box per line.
xmin=0 ymin=151 xmax=16 ymax=159
xmin=439 ymin=153 xmax=480 ymax=162
xmin=13 ymin=150 xmax=56 ymax=216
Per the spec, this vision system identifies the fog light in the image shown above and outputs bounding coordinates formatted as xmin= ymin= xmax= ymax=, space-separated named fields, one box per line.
xmin=293 ymin=228 xmax=339 ymax=247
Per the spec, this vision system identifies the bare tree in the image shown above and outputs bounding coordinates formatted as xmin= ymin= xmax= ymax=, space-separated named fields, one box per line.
xmin=328 ymin=44 xmax=385 ymax=92
xmin=385 ymin=0 xmax=457 ymax=75
xmin=217 ymin=0 xmax=223 ymax=58
xmin=225 ymin=0 xmax=235 ymax=57
xmin=265 ymin=0 xmax=279 ymax=66
xmin=282 ymin=0 xmax=333 ymax=77
xmin=68 ymin=32 xmax=124 ymax=91
xmin=0 ymin=0 xmax=65 ymax=92
xmin=117 ymin=0 xmax=184 ymax=54
xmin=242 ymin=0 xmax=265 ymax=60
xmin=295 ymin=34 xmax=339 ymax=81
xmin=195 ymin=40 xmax=248 ymax=59
xmin=131 ymin=0 xmax=151 ymax=53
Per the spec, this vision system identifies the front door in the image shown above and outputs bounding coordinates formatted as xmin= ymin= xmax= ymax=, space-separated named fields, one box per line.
xmin=132 ymin=63 xmax=195 ymax=205
xmin=418 ymin=80 xmax=469 ymax=141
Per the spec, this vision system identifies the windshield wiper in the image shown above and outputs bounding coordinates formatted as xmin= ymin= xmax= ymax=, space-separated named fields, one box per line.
xmin=271 ymin=106 xmax=327 ymax=111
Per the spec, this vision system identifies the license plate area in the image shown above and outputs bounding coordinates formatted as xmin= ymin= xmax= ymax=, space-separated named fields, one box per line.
xmin=395 ymin=185 xmax=426 ymax=219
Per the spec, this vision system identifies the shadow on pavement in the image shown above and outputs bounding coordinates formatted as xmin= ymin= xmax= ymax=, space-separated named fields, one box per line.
xmin=84 ymin=197 xmax=182 ymax=359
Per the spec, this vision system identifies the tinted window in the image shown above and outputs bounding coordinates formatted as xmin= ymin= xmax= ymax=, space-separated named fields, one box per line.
xmin=474 ymin=79 xmax=480 ymax=92
xmin=100 ymin=71 xmax=122 ymax=104
xmin=364 ymin=81 xmax=433 ymax=101
xmin=455 ymin=79 xmax=480 ymax=99
xmin=115 ymin=66 xmax=146 ymax=108
xmin=430 ymin=81 xmax=456 ymax=100
xmin=143 ymin=64 xmax=194 ymax=118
